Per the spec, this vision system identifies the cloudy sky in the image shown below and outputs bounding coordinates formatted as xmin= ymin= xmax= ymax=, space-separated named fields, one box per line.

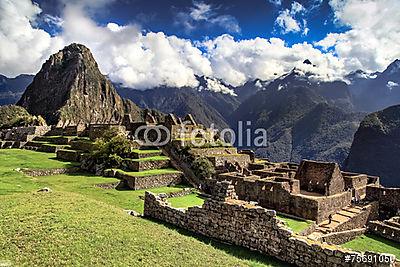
xmin=1 ymin=0 xmax=399 ymax=90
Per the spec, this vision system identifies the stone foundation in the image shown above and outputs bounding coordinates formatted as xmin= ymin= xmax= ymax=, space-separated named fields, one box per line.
xmin=320 ymin=229 xmax=367 ymax=245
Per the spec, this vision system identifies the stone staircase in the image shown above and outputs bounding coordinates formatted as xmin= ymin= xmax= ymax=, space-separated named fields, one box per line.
xmin=308 ymin=202 xmax=377 ymax=241
xmin=105 ymin=148 xmax=183 ymax=190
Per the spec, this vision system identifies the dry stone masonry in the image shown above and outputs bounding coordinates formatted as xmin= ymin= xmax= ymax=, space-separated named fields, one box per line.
xmin=144 ymin=181 xmax=396 ymax=267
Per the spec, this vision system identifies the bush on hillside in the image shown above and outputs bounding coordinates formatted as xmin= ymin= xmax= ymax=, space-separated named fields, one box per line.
xmin=191 ymin=156 xmax=215 ymax=180
xmin=90 ymin=129 xmax=134 ymax=168
xmin=0 ymin=105 xmax=47 ymax=129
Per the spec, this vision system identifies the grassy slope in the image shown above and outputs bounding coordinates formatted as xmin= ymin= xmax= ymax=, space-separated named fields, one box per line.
xmin=343 ymin=234 xmax=400 ymax=259
xmin=0 ymin=149 xmax=285 ymax=266
xmin=0 ymin=192 xmax=283 ymax=267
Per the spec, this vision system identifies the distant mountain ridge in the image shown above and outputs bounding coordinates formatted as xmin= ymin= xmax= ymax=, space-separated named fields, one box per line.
xmin=230 ymin=68 xmax=364 ymax=164
xmin=347 ymin=59 xmax=400 ymax=112
xmin=0 ymin=74 xmax=34 ymax=105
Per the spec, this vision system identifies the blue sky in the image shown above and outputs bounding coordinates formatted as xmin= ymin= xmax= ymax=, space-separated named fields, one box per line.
xmin=35 ymin=0 xmax=348 ymax=46
xmin=1 ymin=0 xmax=399 ymax=91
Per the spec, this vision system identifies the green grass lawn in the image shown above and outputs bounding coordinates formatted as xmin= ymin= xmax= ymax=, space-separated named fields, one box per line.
xmin=0 ymin=149 xmax=286 ymax=266
xmin=276 ymin=213 xmax=313 ymax=233
xmin=343 ymin=234 xmax=400 ymax=259
xmin=169 ymin=193 xmax=206 ymax=209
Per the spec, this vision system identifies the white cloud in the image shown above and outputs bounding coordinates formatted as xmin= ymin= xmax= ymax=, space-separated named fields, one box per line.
xmin=202 ymin=34 xmax=345 ymax=86
xmin=60 ymin=4 xmax=213 ymax=89
xmin=0 ymin=0 xmax=62 ymax=77
xmin=316 ymin=0 xmax=400 ymax=72
xmin=276 ymin=10 xmax=301 ymax=33
xmin=2 ymin=0 xmax=398 ymax=93
xmin=177 ymin=1 xmax=241 ymax=34
xmin=275 ymin=1 xmax=308 ymax=35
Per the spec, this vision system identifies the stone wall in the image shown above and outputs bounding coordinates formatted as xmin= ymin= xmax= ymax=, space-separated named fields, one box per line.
xmin=70 ymin=140 xmax=97 ymax=152
xmin=334 ymin=202 xmax=379 ymax=232
xmin=366 ymin=186 xmax=400 ymax=219
xmin=295 ymin=160 xmax=345 ymax=196
xmin=214 ymin=174 xmax=351 ymax=223
xmin=56 ymin=149 xmax=83 ymax=162
xmin=117 ymin=172 xmax=182 ymax=190
xmin=368 ymin=220 xmax=400 ymax=243
xmin=124 ymin=159 xmax=170 ymax=172
xmin=207 ymin=154 xmax=251 ymax=168
xmin=20 ymin=167 xmax=80 ymax=177
xmin=320 ymin=228 xmax=367 ymax=245
xmin=189 ymin=147 xmax=238 ymax=157
xmin=45 ymin=125 xmax=85 ymax=136
xmin=0 ymin=141 xmax=25 ymax=149
xmin=0 ymin=126 xmax=51 ymax=142
xmin=343 ymin=173 xmax=369 ymax=199
xmin=144 ymin=186 xmax=396 ymax=266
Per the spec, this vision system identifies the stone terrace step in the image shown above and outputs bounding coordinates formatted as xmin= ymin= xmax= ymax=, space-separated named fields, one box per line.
xmin=131 ymin=149 xmax=162 ymax=159
xmin=124 ymin=156 xmax=170 ymax=172
xmin=56 ymin=149 xmax=85 ymax=162
xmin=105 ymin=168 xmax=183 ymax=190
xmin=34 ymin=136 xmax=76 ymax=145
xmin=308 ymin=203 xmax=376 ymax=239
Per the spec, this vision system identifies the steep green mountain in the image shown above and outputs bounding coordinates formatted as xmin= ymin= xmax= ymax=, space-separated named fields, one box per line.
xmin=17 ymin=43 xmax=141 ymax=125
xmin=345 ymin=105 xmax=400 ymax=186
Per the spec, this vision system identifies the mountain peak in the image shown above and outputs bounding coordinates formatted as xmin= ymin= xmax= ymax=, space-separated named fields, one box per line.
xmin=303 ymin=59 xmax=312 ymax=65
xmin=384 ymin=59 xmax=400 ymax=75
xmin=17 ymin=43 xmax=141 ymax=125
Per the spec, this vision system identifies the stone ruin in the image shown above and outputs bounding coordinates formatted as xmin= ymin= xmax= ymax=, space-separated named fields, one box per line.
xmin=144 ymin=180 xmax=397 ymax=267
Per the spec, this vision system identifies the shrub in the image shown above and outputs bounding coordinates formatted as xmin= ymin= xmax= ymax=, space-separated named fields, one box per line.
xmin=191 ymin=156 xmax=215 ymax=180
xmin=90 ymin=129 xmax=134 ymax=168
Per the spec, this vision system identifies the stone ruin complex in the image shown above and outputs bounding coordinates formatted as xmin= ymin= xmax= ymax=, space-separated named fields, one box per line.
xmin=0 ymin=113 xmax=399 ymax=266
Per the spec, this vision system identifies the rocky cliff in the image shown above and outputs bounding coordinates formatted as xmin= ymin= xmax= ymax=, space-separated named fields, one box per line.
xmin=17 ymin=43 xmax=141 ymax=125
xmin=345 ymin=105 xmax=400 ymax=186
